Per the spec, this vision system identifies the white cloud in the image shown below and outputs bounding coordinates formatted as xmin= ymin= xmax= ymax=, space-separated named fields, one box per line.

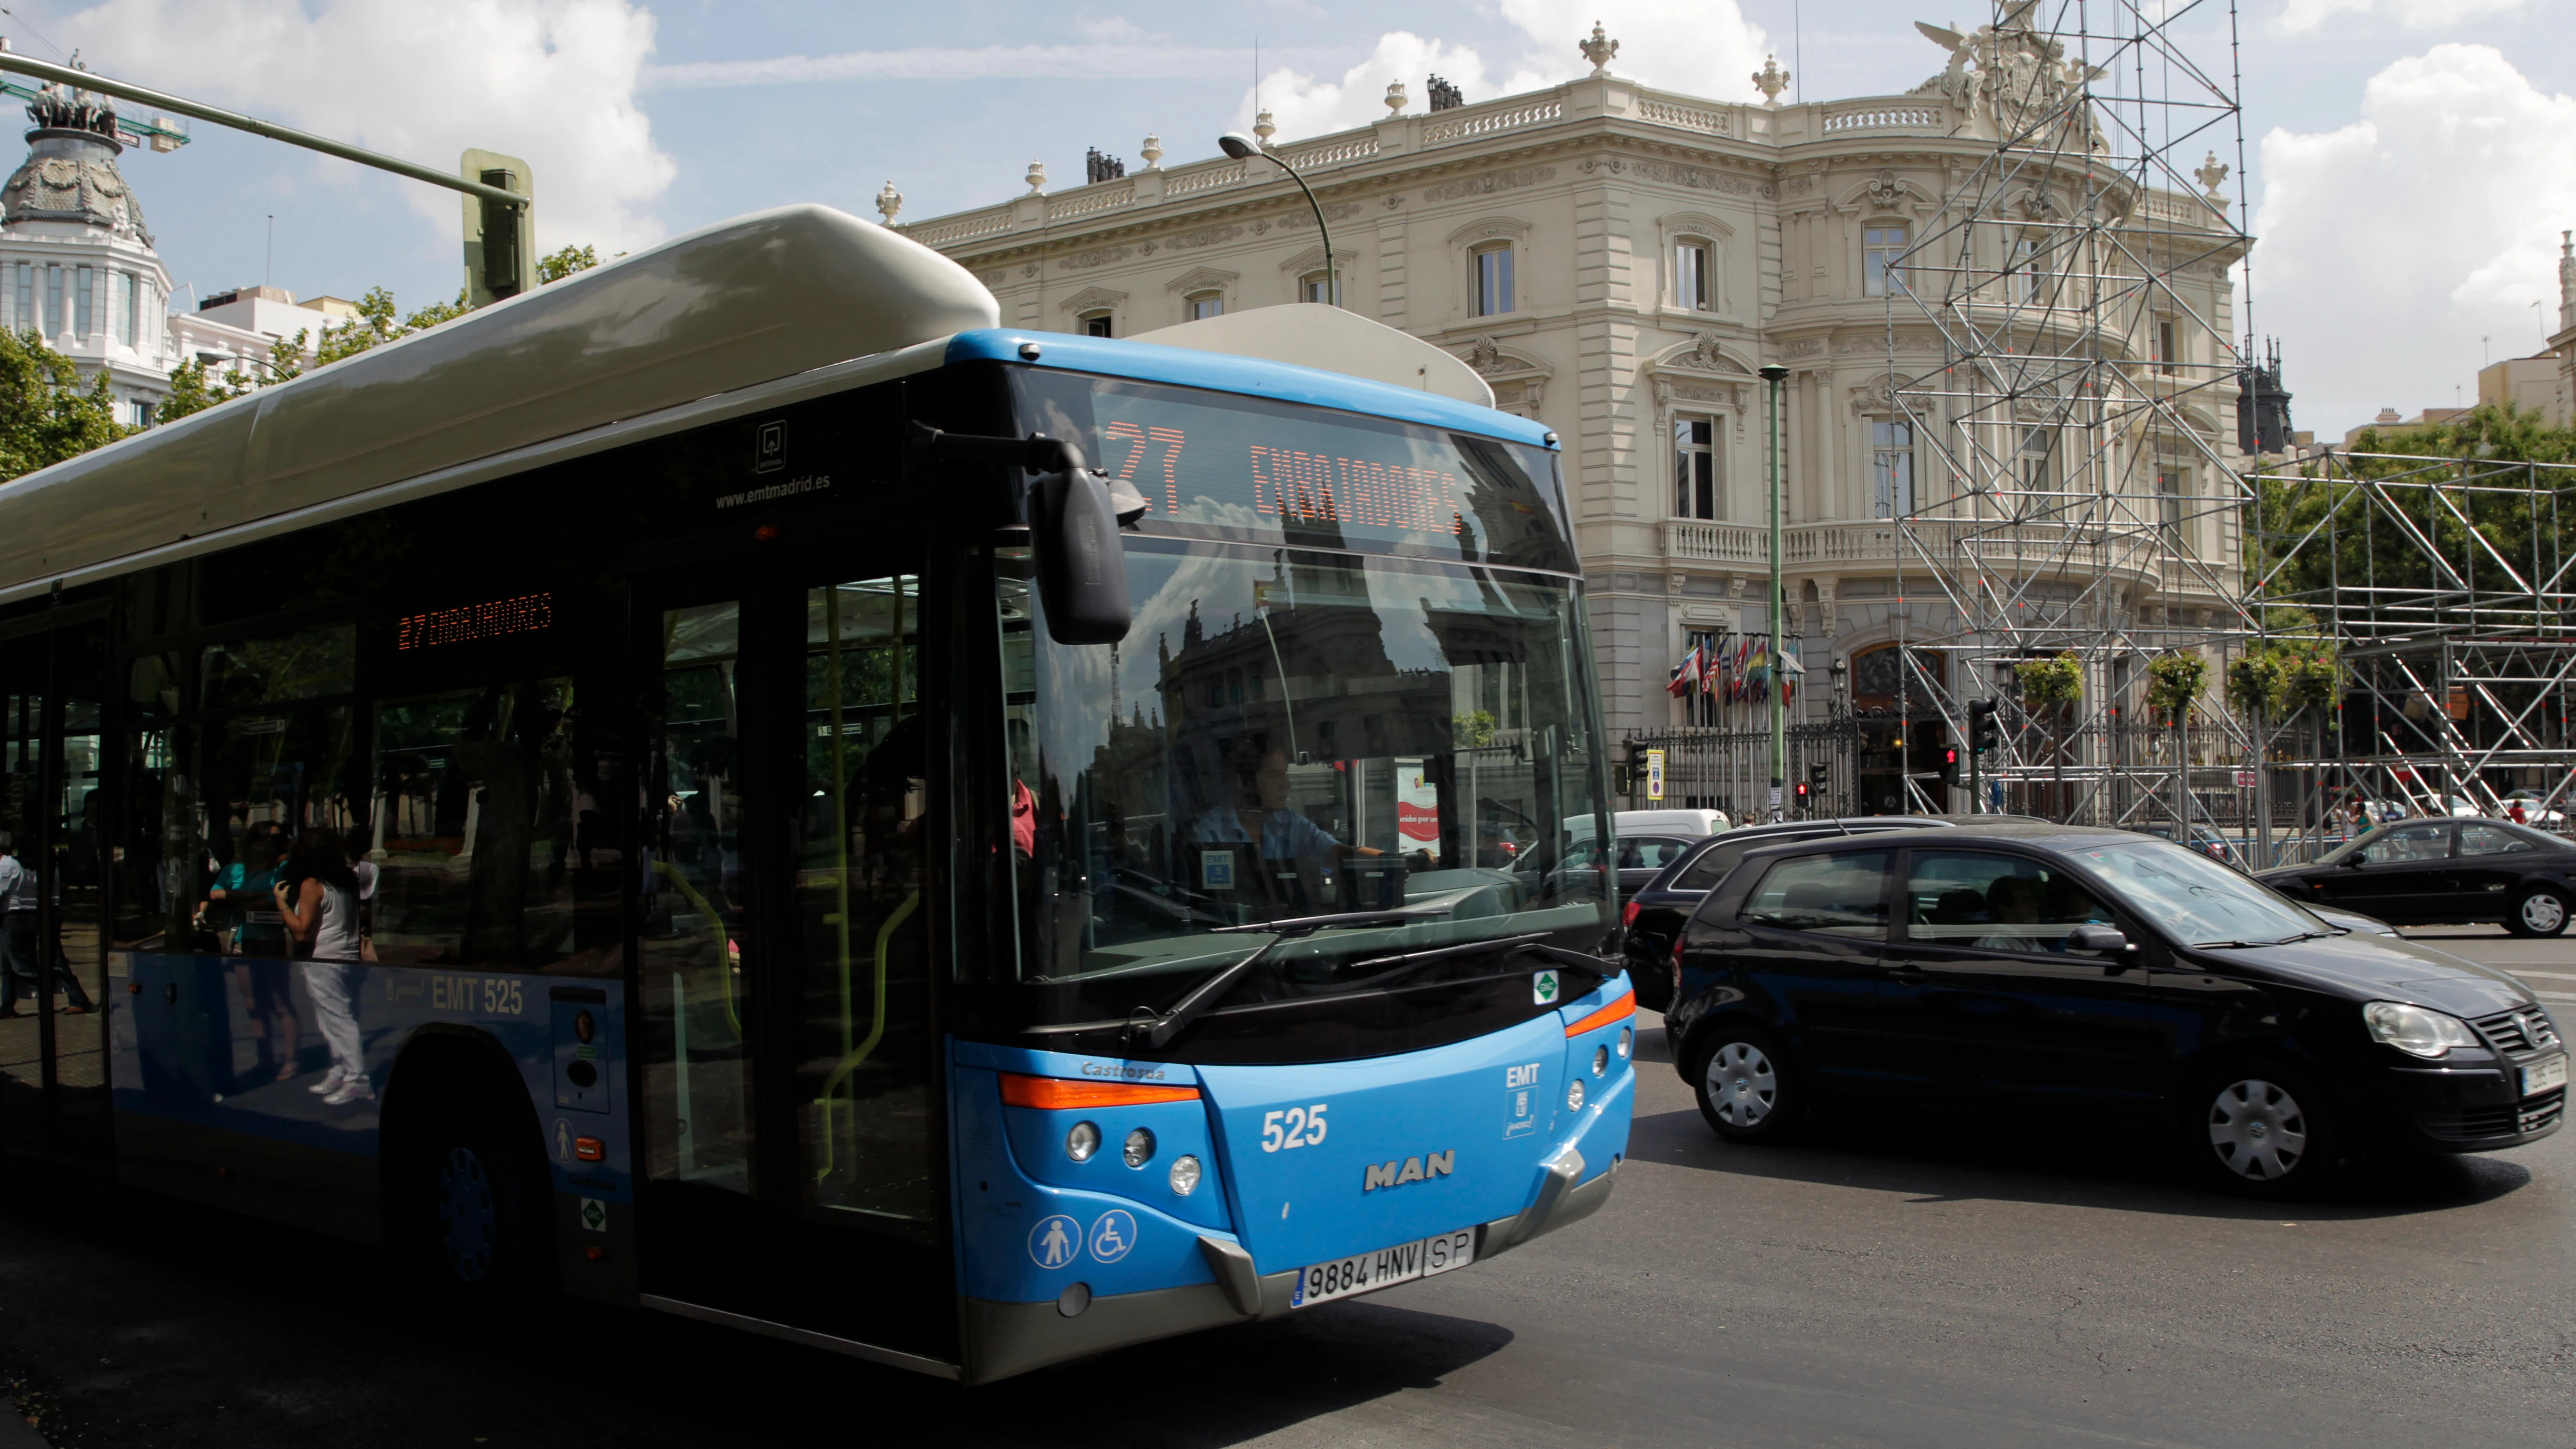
xmin=59 ymin=0 xmax=674 ymax=258
xmin=2269 ymin=0 xmax=2531 ymax=37
xmin=648 ymin=42 xmax=1332 ymax=88
xmin=2251 ymin=44 xmax=2576 ymax=432
xmin=1244 ymin=2 xmax=1770 ymax=141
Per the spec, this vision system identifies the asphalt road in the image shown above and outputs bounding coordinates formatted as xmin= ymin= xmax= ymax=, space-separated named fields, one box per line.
xmin=3 ymin=927 xmax=2570 ymax=1448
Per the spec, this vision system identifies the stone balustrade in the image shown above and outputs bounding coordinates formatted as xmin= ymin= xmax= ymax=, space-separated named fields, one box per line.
xmin=1660 ymin=516 xmax=2199 ymax=582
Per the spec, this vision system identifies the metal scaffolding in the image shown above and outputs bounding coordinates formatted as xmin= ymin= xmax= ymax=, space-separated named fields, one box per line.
xmin=1881 ymin=0 xmax=2261 ymax=836
xmin=2243 ymin=448 xmax=2576 ymax=861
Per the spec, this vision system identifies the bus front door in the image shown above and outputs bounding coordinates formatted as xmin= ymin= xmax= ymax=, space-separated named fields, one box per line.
xmin=634 ymin=551 xmax=949 ymax=1361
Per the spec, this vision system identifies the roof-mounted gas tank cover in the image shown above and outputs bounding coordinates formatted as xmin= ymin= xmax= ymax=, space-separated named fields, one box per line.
xmin=0 ymin=204 xmax=999 ymax=598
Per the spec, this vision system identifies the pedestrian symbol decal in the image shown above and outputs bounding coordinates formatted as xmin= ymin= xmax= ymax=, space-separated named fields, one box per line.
xmin=1532 ymin=970 xmax=1559 ymax=1005
xmin=1030 ymin=1214 xmax=1081 ymax=1270
xmin=554 ymin=1118 xmax=573 ymax=1163
xmin=1089 ymin=1209 xmax=1136 ymax=1264
xmin=580 ymin=1198 xmax=607 ymax=1233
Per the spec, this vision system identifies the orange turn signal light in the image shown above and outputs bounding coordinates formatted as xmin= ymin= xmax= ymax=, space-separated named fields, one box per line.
xmin=999 ymin=1073 xmax=1201 ymax=1110
xmin=1563 ymin=989 xmax=1637 ymax=1038
xmin=574 ymin=1136 xmax=606 ymax=1162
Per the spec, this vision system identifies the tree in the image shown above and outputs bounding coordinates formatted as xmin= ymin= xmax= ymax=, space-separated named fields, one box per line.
xmin=0 ymin=327 xmax=129 ymax=481
xmin=157 ymin=355 xmax=252 ymax=424
xmin=537 ymin=244 xmax=599 ymax=285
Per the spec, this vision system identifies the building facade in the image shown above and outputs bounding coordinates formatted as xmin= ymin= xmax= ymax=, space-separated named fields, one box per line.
xmin=897 ymin=23 xmax=2243 ymax=740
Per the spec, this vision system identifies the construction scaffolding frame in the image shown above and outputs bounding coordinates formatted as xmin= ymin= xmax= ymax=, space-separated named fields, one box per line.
xmin=2243 ymin=448 xmax=2576 ymax=863
xmin=1883 ymin=0 xmax=2262 ymax=841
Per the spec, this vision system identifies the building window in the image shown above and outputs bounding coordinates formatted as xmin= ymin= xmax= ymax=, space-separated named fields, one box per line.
xmin=74 ymin=264 xmax=92 ymax=340
xmin=131 ymin=399 xmax=153 ymax=428
xmin=1080 ymin=311 xmax=1114 ymax=337
xmin=2157 ymin=461 xmax=2188 ymax=532
xmin=2154 ymin=318 xmax=2178 ymax=376
xmin=17 ymin=264 xmax=34 ymax=336
xmin=1672 ymin=416 xmax=1720 ymax=518
xmin=118 ymin=272 xmax=138 ymax=346
xmin=1675 ymin=242 xmax=1713 ymax=312
xmin=1471 ymin=243 xmax=1514 ymax=317
xmin=45 ymin=265 xmax=61 ymax=337
xmin=1299 ymin=269 xmax=1339 ymax=305
xmin=2012 ymin=235 xmax=2046 ymax=304
xmin=2019 ymin=427 xmax=2055 ymax=493
xmin=1186 ymin=291 xmax=1224 ymax=321
xmin=1863 ymin=225 xmax=1908 ymax=297
xmin=1872 ymin=420 xmax=1915 ymax=518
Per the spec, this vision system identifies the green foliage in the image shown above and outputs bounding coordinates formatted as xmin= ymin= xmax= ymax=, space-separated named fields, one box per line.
xmin=157 ymin=355 xmax=253 ymax=424
xmin=2252 ymin=403 xmax=2576 ymax=624
xmin=0 ymin=327 xmax=130 ymax=479
xmin=2228 ymin=631 xmax=2342 ymax=718
xmin=401 ymin=288 xmax=472 ymax=333
xmin=1452 ymin=710 xmax=1499 ymax=748
xmin=2016 ymin=652 xmax=2084 ymax=712
xmin=313 ymin=286 xmax=404 ymax=366
xmin=536 ymin=244 xmax=599 ymax=285
xmin=2144 ymin=650 xmax=2208 ymax=721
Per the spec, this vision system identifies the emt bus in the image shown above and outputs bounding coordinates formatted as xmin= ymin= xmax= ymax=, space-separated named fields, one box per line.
xmin=0 ymin=205 xmax=1633 ymax=1382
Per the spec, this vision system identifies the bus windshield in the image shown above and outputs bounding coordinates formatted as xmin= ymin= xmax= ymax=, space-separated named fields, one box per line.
xmin=999 ymin=380 xmax=1611 ymax=1054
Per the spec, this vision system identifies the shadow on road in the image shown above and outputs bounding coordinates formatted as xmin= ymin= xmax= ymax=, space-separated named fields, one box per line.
xmin=0 ymin=1181 xmax=1513 ymax=1449
xmin=1625 ymin=1100 xmax=2535 ymax=1224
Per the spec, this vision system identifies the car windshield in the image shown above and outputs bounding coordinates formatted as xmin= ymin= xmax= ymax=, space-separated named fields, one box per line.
xmin=2068 ymin=838 xmax=2321 ymax=946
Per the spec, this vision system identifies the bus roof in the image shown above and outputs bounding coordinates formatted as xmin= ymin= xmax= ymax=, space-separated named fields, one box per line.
xmin=947 ymin=329 xmax=1555 ymax=451
xmin=0 ymin=202 xmax=1546 ymax=605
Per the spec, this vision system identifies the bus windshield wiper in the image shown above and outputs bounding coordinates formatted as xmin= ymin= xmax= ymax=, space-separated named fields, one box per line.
xmin=1127 ymin=908 xmax=1451 ymax=1051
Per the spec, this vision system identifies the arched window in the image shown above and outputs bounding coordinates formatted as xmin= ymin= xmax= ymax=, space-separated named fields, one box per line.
xmin=1470 ymin=243 xmax=1514 ymax=317
xmin=1187 ymin=291 xmax=1224 ymax=321
xmin=2011 ymin=234 xmax=2048 ymax=304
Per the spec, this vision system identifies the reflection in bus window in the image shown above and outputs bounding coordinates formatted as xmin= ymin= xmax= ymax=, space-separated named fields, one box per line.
xmin=370 ymin=679 xmax=580 ymax=968
xmin=643 ymin=602 xmax=754 ymax=1195
xmin=1002 ymin=538 xmax=1608 ymax=1036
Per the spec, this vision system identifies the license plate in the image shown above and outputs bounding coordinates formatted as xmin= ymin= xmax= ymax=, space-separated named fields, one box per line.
xmin=2522 ymin=1054 xmax=2568 ymax=1097
xmin=1289 ymin=1228 xmax=1475 ymax=1309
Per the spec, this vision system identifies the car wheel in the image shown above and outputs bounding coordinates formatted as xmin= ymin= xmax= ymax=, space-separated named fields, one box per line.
xmin=2506 ymin=886 xmax=2569 ymax=938
xmin=2189 ymin=1063 xmax=2338 ymax=1197
xmin=1692 ymin=1024 xmax=1804 ymax=1145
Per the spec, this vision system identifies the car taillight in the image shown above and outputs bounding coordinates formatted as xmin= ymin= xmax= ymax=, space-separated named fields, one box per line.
xmin=1621 ymin=900 xmax=1641 ymax=929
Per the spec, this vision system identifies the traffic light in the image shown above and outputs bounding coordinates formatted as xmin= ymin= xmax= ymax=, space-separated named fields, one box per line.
xmin=1794 ymin=779 xmax=1809 ymax=801
xmin=1940 ymin=745 xmax=1960 ymax=786
xmin=1969 ymin=698 xmax=2001 ymax=754
xmin=1809 ymin=762 xmax=1829 ymax=788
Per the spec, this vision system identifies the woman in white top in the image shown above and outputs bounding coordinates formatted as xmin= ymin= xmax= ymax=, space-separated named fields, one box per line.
xmin=276 ymin=827 xmax=372 ymax=1105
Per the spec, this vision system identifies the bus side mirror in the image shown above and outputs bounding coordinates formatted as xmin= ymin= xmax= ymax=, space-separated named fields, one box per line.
xmin=1031 ymin=467 xmax=1132 ymax=645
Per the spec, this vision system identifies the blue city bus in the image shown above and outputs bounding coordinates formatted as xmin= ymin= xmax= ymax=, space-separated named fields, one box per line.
xmin=0 ymin=206 xmax=1633 ymax=1382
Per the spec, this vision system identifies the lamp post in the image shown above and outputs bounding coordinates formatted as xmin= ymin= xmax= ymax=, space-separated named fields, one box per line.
xmin=1759 ymin=363 xmax=1790 ymax=820
xmin=1219 ymin=132 xmax=1334 ymax=306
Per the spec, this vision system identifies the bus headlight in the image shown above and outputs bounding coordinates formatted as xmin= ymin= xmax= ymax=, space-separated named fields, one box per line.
xmin=1591 ymin=1045 xmax=1609 ymax=1077
xmin=1566 ymin=1079 xmax=1585 ymax=1110
xmin=1618 ymin=1026 xmax=1633 ymax=1059
xmin=1123 ymin=1127 xmax=1156 ymax=1168
xmin=1169 ymin=1154 xmax=1202 ymax=1195
xmin=1066 ymin=1121 xmax=1100 ymax=1162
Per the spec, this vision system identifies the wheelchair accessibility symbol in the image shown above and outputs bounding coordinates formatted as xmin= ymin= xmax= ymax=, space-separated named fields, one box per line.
xmin=1029 ymin=1214 xmax=1082 ymax=1270
xmin=1088 ymin=1209 xmax=1137 ymax=1264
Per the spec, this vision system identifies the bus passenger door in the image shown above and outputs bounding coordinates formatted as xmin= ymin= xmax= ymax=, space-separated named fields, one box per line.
xmin=635 ymin=579 xmax=766 ymax=1309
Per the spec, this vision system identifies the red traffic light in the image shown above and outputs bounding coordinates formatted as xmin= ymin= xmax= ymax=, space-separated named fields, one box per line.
xmin=1943 ymin=746 xmax=1958 ymax=765
xmin=1795 ymin=781 xmax=1808 ymax=796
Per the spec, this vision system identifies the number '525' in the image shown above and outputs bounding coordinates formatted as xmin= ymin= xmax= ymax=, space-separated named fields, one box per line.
xmin=1260 ymin=1104 xmax=1328 ymax=1153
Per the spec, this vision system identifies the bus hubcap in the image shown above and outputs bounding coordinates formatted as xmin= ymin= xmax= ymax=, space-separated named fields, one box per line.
xmin=2208 ymin=1078 xmax=2308 ymax=1180
xmin=1705 ymin=1042 xmax=1778 ymax=1126
xmin=437 ymin=1145 xmax=498 ymax=1282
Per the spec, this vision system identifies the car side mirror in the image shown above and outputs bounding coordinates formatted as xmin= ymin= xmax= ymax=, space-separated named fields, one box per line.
xmin=2067 ymin=924 xmax=2129 ymax=954
xmin=2340 ymin=852 xmax=2367 ymax=867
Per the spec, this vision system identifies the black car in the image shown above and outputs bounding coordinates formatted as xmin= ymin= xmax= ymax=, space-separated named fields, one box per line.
xmin=1621 ymin=818 xmax=1966 ymax=1011
xmin=2256 ymin=817 xmax=2576 ymax=937
xmin=1665 ymin=823 xmax=2565 ymax=1196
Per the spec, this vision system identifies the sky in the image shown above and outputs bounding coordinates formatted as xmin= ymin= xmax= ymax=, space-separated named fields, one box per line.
xmin=12 ymin=0 xmax=2575 ymax=436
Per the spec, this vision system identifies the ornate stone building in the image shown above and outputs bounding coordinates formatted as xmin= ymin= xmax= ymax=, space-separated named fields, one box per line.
xmin=0 ymin=84 xmax=175 ymax=425
xmin=896 ymin=22 xmax=2243 ymax=738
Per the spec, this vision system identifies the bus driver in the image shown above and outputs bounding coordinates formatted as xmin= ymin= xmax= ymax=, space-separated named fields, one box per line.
xmin=1194 ymin=747 xmax=1384 ymax=866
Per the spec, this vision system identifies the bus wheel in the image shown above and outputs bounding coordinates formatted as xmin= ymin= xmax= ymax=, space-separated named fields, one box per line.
xmin=421 ymin=1115 xmax=542 ymax=1298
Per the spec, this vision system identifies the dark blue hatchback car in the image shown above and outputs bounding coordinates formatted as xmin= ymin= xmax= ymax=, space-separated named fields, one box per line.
xmin=1665 ymin=823 xmax=2565 ymax=1196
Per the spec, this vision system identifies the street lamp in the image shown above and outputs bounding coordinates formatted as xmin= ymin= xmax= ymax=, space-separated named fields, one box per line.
xmin=1218 ymin=132 xmax=1335 ymax=306
xmin=1759 ymin=362 xmax=1789 ymax=820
